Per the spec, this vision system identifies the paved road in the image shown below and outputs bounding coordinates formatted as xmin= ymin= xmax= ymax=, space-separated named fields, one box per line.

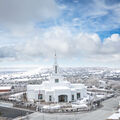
xmin=28 ymin=96 xmax=120 ymax=120
xmin=0 ymin=106 xmax=33 ymax=119
xmin=0 ymin=102 xmax=33 ymax=119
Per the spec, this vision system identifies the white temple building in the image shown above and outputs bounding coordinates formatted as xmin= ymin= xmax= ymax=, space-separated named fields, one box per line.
xmin=27 ymin=53 xmax=87 ymax=103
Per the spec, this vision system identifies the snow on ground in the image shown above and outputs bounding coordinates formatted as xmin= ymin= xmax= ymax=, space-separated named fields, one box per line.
xmin=0 ymin=102 xmax=13 ymax=108
xmin=41 ymin=97 xmax=90 ymax=111
xmin=72 ymin=104 xmax=88 ymax=109
xmin=107 ymin=113 xmax=120 ymax=120
xmin=8 ymin=92 xmax=24 ymax=101
xmin=43 ymin=104 xmax=61 ymax=110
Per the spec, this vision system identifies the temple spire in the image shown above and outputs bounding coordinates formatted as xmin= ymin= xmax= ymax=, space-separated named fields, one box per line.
xmin=54 ymin=51 xmax=58 ymax=74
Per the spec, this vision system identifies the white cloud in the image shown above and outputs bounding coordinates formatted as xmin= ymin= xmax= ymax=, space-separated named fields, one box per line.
xmin=101 ymin=34 xmax=120 ymax=54
xmin=21 ymin=30 xmax=120 ymax=65
xmin=10 ymin=27 xmax=101 ymax=59
xmin=87 ymin=34 xmax=120 ymax=64
xmin=0 ymin=24 xmax=120 ymax=67
xmin=75 ymin=33 xmax=101 ymax=54
xmin=105 ymin=34 xmax=120 ymax=42
xmin=19 ymin=26 xmax=72 ymax=58
xmin=0 ymin=0 xmax=120 ymax=67
xmin=0 ymin=0 xmax=59 ymax=25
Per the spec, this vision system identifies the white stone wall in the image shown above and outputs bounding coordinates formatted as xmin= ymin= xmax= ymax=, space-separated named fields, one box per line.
xmin=27 ymin=78 xmax=87 ymax=102
xmin=27 ymin=90 xmax=35 ymax=102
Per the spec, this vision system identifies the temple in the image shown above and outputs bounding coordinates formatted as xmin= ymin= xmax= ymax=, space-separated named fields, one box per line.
xmin=27 ymin=53 xmax=87 ymax=102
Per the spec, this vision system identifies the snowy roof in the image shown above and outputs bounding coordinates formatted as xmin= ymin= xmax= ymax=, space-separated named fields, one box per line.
xmin=71 ymin=84 xmax=85 ymax=89
xmin=40 ymin=86 xmax=70 ymax=91
xmin=27 ymin=82 xmax=86 ymax=92
xmin=12 ymin=78 xmax=29 ymax=82
xmin=53 ymin=86 xmax=70 ymax=90
xmin=99 ymin=80 xmax=106 ymax=83
xmin=10 ymin=92 xmax=24 ymax=97
xmin=0 ymin=86 xmax=11 ymax=90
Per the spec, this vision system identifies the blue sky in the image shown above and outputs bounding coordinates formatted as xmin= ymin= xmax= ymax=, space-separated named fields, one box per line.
xmin=0 ymin=0 xmax=120 ymax=68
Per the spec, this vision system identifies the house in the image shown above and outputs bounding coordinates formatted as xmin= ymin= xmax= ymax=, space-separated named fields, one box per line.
xmin=0 ymin=86 xmax=11 ymax=93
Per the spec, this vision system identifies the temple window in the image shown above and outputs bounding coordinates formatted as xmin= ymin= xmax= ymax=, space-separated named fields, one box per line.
xmin=77 ymin=93 xmax=81 ymax=99
xmin=72 ymin=95 xmax=74 ymax=101
xmin=38 ymin=94 xmax=43 ymax=99
xmin=49 ymin=95 xmax=52 ymax=101
xmin=55 ymin=79 xmax=59 ymax=83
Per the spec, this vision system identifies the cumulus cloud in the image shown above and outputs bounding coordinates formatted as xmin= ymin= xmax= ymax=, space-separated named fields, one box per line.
xmin=17 ymin=27 xmax=102 ymax=59
xmin=19 ymin=31 xmax=120 ymax=65
xmin=75 ymin=33 xmax=101 ymax=54
xmin=0 ymin=25 xmax=119 ymax=57
xmin=101 ymin=34 xmax=120 ymax=54
xmin=18 ymin=27 xmax=72 ymax=58
xmin=87 ymin=34 xmax=120 ymax=63
xmin=0 ymin=25 xmax=120 ymax=66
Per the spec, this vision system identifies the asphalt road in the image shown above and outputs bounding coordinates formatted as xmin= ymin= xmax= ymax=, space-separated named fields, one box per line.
xmin=0 ymin=106 xmax=33 ymax=119
xmin=28 ymin=96 xmax=120 ymax=120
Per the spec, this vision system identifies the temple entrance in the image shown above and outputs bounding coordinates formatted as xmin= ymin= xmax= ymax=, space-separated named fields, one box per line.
xmin=58 ymin=95 xmax=68 ymax=102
